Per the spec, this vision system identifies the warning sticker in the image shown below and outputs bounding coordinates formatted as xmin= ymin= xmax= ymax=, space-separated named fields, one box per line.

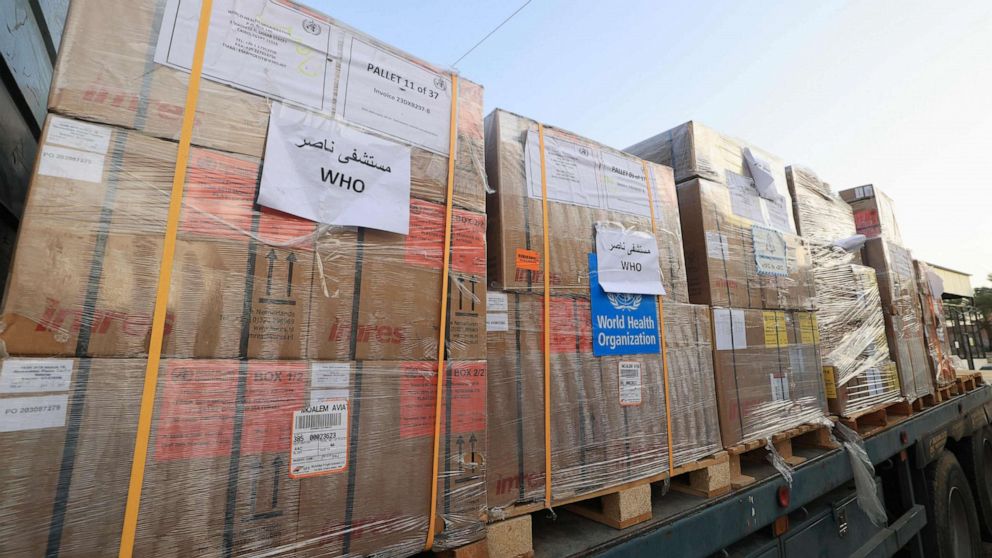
xmin=515 ymin=249 xmax=541 ymax=271
xmin=618 ymin=361 xmax=642 ymax=406
xmin=762 ymin=311 xmax=788 ymax=347
xmin=289 ymin=401 xmax=349 ymax=478
xmin=822 ymin=366 xmax=838 ymax=399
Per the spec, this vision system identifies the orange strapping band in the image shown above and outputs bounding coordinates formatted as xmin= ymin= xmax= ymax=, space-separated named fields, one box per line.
xmin=538 ymin=123 xmax=553 ymax=509
xmin=117 ymin=1 xmax=214 ymax=556
xmin=425 ymin=73 xmax=460 ymax=551
xmin=641 ymin=161 xmax=675 ymax=473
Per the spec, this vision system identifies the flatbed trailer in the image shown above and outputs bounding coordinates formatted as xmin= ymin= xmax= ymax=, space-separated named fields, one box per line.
xmin=515 ymin=379 xmax=992 ymax=557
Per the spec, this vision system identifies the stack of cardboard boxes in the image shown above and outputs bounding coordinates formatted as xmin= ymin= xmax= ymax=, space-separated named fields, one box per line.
xmin=913 ymin=260 xmax=957 ymax=388
xmin=0 ymin=0 xmax=488 ymax=555
xmin=627 ymin=122 xmax=827 ymax=447
xmin=785 ymin=166 xmax=901 ymax=417
xmin=483 ymin=109 xmax=721 ymax=514
xmin=840 ymin=186 xmax=933 ymax=403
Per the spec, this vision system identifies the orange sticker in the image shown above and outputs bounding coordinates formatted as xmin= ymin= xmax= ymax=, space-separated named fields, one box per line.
xmin=515 ymin=249 xmax=541 ymax=271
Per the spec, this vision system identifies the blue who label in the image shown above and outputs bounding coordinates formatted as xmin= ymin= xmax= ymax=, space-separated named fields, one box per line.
xmin=589 ymin=253 xmax=660 ymax=356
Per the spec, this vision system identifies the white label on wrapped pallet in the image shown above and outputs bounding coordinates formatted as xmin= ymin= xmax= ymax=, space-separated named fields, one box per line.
xmin=290 ymin=401 xmax=348 ymax=478
xmin=618 ymin=361 xmax=642 ymax=406
xmin=155 ymin=0 xmax=337 ymax=112
xmin=0 ymin=394 xmax=69 ymax=432
xmin=770 ymin=374 xmax=790 ymax=402
xmin=764 ymin=194 xmax=793 ymax=233
xmin=310 ymin=362 xmax=350 ymax=388
xmin=752 ymin=225 xmax=788 ymax=276
xmin=339 ymin=37 xmax=453 ymax=154
xmin=0 ymin=359 xmax=73 ymax=393
xmin=486 ymin=313 xmax=509 ymax=332
xmin=524 ymin=130 xmax=651 ymax=217
xmin=705 ymin=231 xmax=729 ymax=260
xmin=38 ymin=145 xmax=106 ymax=183
xmin=487 ymin=291 xmax=508 ymax=313
xmin=595 ymin=225 xmax=665 ymax=295
xmin=865 ymin=367 xmax=884 ymax=396
xmin=47 ymin=117 xmax=111 ymax=154
xmin=309 ymin=389 xmax=349 ymax=405
xmin=726 ymin=171 xmax=764 ymax=223
xmin=713 ymin=308 xmax=747 ymax=350
xmin=258 ymin=102 xmax=411 ymax=234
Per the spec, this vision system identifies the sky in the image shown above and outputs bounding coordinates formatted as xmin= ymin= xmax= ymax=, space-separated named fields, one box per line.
xmin=308 ymin=0 xmax=992 ymax=286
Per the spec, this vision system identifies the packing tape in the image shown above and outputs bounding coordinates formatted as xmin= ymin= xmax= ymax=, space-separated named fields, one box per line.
xmin=641 ymin=161 xmax=675 ymax=473
xmin=425 ymin=73 xmax=460 ymax=552
xmin=537 ymin=123 xmax=553 ymax=509
xmin=117 ymin=1 xmax=214 ymax=556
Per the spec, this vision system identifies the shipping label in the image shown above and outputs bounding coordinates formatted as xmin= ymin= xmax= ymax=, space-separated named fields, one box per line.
xmin=705 ymin=231 xmax=729 ymax=261
xmin=486 ymin=312 xmax=509 ymax=332
xmin=589 ymin=253 xmax=660 ymax=357
xmin=0 ymin=394 xmax=69 ymax=432
xmin=713 ymin=308 xmax=747 ymax=351
xmin=770 ymin=374 xmax=790 ymax=402
xmin=289 ymin=400 xmax=349 ymax=478
xmin=310 ymin=362 xmax=351 ymax=388
xmin=487 ymin=291 xmax=508 ymax=313
xmin=47 ymin=116 xmax=111 ymax=154
xmin=618 ymin=361 xmax=643 ymax=406
xmin=38 ymin=145 xmax=105 ymax=183
xmin=241 ymin=361 xmax=307 ymax=455
xmin=155 ymin=361 xmax=238 ymax=460
xmin=0 ymin=359 xmax=74 ymax=393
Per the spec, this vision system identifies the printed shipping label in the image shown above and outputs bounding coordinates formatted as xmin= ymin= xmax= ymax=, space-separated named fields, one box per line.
xmin=0 ymin=394 xmax=69 ymax=432
xmin=38 ymin=145 xmax=106 ymax=183
xmin=156 ymin=0 xmax=336 ymax=112
xmin=618 ymin=361 xmax=642 ymax=406
xmin=290 ymin=401 xmax=349 ymax=478
xmin=589 ymin=254 xmax=660 ymax=357
xmin=47 ymin=116 xmax=111 ymax=154
xmin=770 ymin=375 xmax=790 ymax=402
xmin=713 ymin=308 xmax=747 ymax=351
xmin=259 ymin=102 xmax=412 ymax=234
xmin=311 ymin=362 xmax=351 ymax=388
xmin=486 ymin=313 xmax=509 ymax=332
xmin=487 ymin=291 xmax=508 ymax=313
xmin=524 ymin=129 xmax=651 ymax=217
xmin=339 ymin=37 xmax=453 ymax=154
xmin=705 ymin=231 xmax=729 ymax=260
xmin=822 ymin=367 xmax=838 ymax=399
xmin=310 ymin=388 xmax=349 ymax=405
xmin=752 ymin=225 xmax=788 ymax=276
xmin=595 ymin=225 xmax=665 ymax=295
xmin=0 ymin=359 xmax=74 ymax=393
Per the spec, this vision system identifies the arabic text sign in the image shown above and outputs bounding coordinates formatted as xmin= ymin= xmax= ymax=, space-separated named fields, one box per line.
xmin=594 ymin=225 xmax=665 ymax=295
xmin=258 ymin=103 xmax=412 ymax=234
xmin=589 ymin=253 xmax=661 ymax=357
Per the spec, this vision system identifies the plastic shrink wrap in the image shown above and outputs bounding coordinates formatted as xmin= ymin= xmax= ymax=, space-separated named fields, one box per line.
xmin=626 ymin=123 xmax=826 ymax=447
xmin=483 ymin=109 xmax=722 ymax=516
xmin=1 ymin=0 xmax=489 ymax=555
xmin=913 ymin=260 xmax=956 ymax=387
xmin=839 ymin=184 xmax=904 ymax=246
xmin=786 ymin=166 xmax=901 ymax=417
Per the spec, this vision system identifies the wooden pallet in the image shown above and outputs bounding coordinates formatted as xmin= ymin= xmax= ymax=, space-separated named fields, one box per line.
xmin=955 ymin=371 xmax=985 ymax=393
xmin=484 ymin=450 xmax=732 ymax=557
xmin=726 ymin=422 xmax=837 ymax=489
xmin=839 ymin=399 xmax=915 ymax=436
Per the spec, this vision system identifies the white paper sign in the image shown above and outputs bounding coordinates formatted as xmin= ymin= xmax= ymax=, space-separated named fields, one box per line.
xmin=0 ymin=394 xmax=69 ymax=432
xmin=705 ymin=231 xmax=729 ymax=260
xmin=487 ymin=291 xmax=508 ymax=313
xmin=525 ymin=130 xmax=651 ymax=217
xmin=155 ymin=0 xmax=336 ymax=112
xmin=764 ymin=194 xmax=793 ymax=233
xmin=339 ymin=37 xmax=452 ymax=154
xmin=38 ymin=145 xmax=105 ymax=183
xmin=0 ymin=359 xmax=73 ymax=393
xmin=486 ymin=313 xmax=509 ymax=332
xmin=259 ymin=103 xmax=412 ymax=234
xmin=595 ymin=225 xmax=665 ymax=295
xmin=618 ymin=361 xmax=642 ymax=406
xmin=311 ymin=362 xmax=351 ymax=388
xmin=743 ymin=147 xmax=778 ymax=200
xmin=47 ymin=116 xmax=111 ymax=154
xmin=290 ymin=401 xmax=348 ymax=477
xmin=713 ymin=308 xmax=747 ymax=350
xmin=752 ymin=225 xmax=788 ymax=276
xmin=770 ymin=374 xmax=790 ymax=402
xmin=726 ymin=171 xmax=764 ymax=223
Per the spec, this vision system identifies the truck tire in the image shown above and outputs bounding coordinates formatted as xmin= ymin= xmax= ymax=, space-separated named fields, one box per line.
xmin=957 ymin=426 xmax=992 ymax=540
xmin=924 ymin=451 xmax=982 ymax=557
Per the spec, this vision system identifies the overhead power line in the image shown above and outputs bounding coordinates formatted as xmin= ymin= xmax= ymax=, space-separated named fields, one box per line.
xmin=451 ymin=0 xmax=533 ymax=68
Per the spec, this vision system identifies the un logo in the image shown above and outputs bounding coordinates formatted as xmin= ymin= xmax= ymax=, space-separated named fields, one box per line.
xmin=607 ymin=293 xmax=641 ymax=311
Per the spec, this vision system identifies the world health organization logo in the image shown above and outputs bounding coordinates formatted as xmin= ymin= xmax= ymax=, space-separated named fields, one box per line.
xmin=607 ymin=292 xmax=641 ymax=311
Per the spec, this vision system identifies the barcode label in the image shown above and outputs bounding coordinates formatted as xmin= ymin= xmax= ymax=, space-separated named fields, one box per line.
xmin=290 ymin=401 xmax=348 ymax=478
xmin=618 ymin=361 xmax=642 ymax=406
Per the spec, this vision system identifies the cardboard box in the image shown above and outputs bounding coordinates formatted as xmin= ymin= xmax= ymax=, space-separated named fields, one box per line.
xmin=625 ymin=120 xmax=797 ymax=234
xmin=49 ymin=0 xmax=486 ymax=213
xmin=0 ymin=357 xmax=485 ymax=556
xmin=483 ymin=109 xmax=688 ymax=300
xmin=839 ymin=184 xmax=904 ymax=245
xmin=677 ymin=178 xmax=814 ymax=310
xmin=1 ymin=116 xmax=486 ymax=362
xmin=485 ymin=294 xmax=719 ymax=512
xmin=711 ymin=308 xmax=827 ymax=447
xmin=913 ymin=260 xmax=956 ymax=387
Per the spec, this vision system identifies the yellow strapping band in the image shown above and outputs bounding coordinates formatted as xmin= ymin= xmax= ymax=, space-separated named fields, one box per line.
xmin=117 ymin=1 xmax=214 ymax=556
xmin=425 ymin=74 xmax=460 ymax=552
xmin=537 ymin=123 xmax=553 ymax=509
xmin=641 ymin=161 xmax=675 ymax=473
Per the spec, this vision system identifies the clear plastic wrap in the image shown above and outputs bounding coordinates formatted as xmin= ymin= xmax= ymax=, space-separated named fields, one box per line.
xmin=483 ymin=109 xmax=721 ymax=515
xmin=913 ymin=260 xmax=956 ymax=387
xmin=839 ymin=185 xmax=904 ymax=246
xmin=786 ymin=166 xmax=901 ymax=417
xmin=0 ymin=0 xmax=490 ymax=554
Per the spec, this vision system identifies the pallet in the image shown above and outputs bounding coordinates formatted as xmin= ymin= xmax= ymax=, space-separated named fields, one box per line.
xmin=726 ymin=422 xmax=837 ymax=489
xmin=955 ymin=371 xmax=985 ymax=394
xmin=839 ymin=398 xmax=916 ymax=436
